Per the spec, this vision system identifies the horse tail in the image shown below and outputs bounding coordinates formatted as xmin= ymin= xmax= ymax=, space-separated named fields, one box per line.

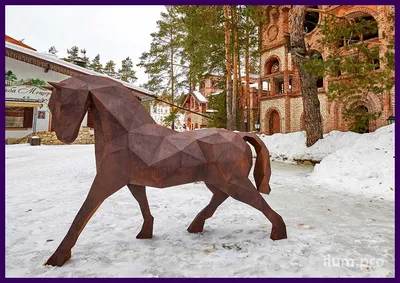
xmin=239 ymin=133 xmax=272 ymax=194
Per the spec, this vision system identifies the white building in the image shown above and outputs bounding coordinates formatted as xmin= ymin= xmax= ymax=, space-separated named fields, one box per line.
xmin=149 ymin=102 xmax=185 ymax=131
xmin=5 ymin=36 xmax=154 ymax=142
xmin=150 ymin=103 xmax=170 ymax=125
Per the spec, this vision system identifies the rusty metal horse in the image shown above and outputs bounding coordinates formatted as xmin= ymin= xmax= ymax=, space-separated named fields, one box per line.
xmin=45 ymin=75 xmax=287 ymax=267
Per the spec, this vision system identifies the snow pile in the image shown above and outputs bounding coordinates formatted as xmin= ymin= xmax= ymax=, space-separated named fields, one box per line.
xmin=310 ymin=124 xmax=395 ymax=199
xmin=259 ymin=130 xmax=360 ymax=163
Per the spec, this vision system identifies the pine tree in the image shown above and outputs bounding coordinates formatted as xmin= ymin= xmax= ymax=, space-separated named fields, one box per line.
xmin=48 ymin=46 xmax=58 ymax=55
xmin=80 ymin=49 xmax=90 ymax=67
xmin=138 ymin=6 xmax=186 ymax=129
xmin=90 ymin=54 xmax=103 ymax=73
xmin=65 ymin=46 xmax=79 ymax=62
xmin=118 ymin=57 xmax=137 ymax=83
xmin=104 ymin=60 xmax=117 ymax=78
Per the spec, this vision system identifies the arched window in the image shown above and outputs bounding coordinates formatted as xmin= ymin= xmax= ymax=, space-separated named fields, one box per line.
xmin=304 ymin=6 xmax=319 ymax=33
xmin=339 ymin=12 xmax=379 ymax=47
xmin=265 ymin=57 xmax=280 ymax=76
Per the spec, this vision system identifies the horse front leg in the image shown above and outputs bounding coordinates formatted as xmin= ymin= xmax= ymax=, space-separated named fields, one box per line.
xmin=45 ymin=174 xmax=127 ymax=267
xmin=127 ymin=184 xmax=154 ymax=239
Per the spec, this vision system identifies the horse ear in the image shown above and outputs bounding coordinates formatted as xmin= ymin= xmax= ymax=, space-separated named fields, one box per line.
xmin=48 ymin=82 xmax=64 ymax=90
xmin=42 ymin=85 xmax=54 ymax=91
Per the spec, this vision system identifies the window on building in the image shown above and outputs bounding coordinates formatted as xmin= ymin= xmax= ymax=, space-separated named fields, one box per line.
xmin=339 ymin=14 xmax=379 ymax=47
xmin=304 ymin=6 xmax=319 ymax=33
xmin=289 ymin=76 xmax=293 ymax=93
xmin=262 ymin=80 xmax=271 ymax=91
xmin=265 ymin=58 xmax=280 ymax=76
xmin=274 ymin=75 xmax=284 ymax=94
xmin=5 ymin=107 xmax=33 ymax=128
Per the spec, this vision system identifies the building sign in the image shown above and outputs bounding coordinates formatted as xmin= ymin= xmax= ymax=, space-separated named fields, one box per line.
xmin=6 ymin=85 xmax=51 ymax=97
xmin=5 ymin=70 xmax=52 ymax=106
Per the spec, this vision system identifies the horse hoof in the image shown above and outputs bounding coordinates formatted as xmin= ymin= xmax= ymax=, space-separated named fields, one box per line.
xmin=136 ymin=231 xmax=153 ymax=239
xmin=187 ymin=225 xmax=204 ymax=233
xmin=45 ymin=250 xmax=71 ymax=267
xmin=270 ymin=226 xmax=287 ymax=241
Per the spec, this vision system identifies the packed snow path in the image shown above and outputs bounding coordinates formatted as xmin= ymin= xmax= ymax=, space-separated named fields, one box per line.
xmin=6 ymin=144 xmax=394 ymax=277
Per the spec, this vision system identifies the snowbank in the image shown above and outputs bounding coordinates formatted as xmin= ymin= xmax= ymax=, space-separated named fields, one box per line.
xmin=259 ymin=130 xmax=360 ymax=163
xmin=310 ymin=124 xmax=394 ymax=200
xmin=256 ymin=124 xmax=394 ymax=200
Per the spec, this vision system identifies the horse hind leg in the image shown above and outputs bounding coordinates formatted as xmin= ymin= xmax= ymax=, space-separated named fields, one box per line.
xmin=127 ymin=184 xmax=154 ymax=239
xmin=187 ymin=184 xmax=229 ymax=233
xmin=222 ymin=178 xmax=287 ymax=240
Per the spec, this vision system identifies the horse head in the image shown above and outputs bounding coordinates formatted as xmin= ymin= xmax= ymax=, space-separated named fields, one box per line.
xmin=48 ymin=75 xmax=123 ymax=143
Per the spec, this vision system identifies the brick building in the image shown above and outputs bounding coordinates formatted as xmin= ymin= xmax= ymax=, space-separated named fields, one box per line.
xmin=181 ymin=74 xmax=223 ymax=130
xmin=247 ymin=5 xmax=395 ymax=134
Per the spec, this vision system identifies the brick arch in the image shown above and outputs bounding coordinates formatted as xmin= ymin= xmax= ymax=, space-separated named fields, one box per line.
xmin=342 ymin=7 xmax=380 ymax=38
xmin=342 ymin=93 xmax=381 ymax=132
xmin=263 ymin=107 xmax=282 ymax=135
xmin=264 ymin=55 xmax=281 ymax=76
xmin=343 ymin=93 xmax=381 ymax=114
xmin=343 ymin=6 xmax=379 ymax=20
xmin=347 ymin=100 xmax=375 ymax=133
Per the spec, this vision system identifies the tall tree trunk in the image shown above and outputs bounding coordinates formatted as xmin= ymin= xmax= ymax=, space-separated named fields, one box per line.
xmin=170 ymin=29 xmax=175 ymax=130
xmin=224 ymin=5 xmax=233 ymax=130
xmin=245 ymin=15 xmax=251 ymax=131
xmin=232 ymin=6 xmax=238 ymax=131
xmin=257 ymin=22 xmax=262 ymax=128
xmin=289 ymin=5 xmax=323 ymax=147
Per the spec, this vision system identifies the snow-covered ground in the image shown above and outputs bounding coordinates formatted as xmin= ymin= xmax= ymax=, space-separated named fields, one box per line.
xmin=261 ymin=124 xmax=395 ymax=200
xmin=6 ymin=141 xmax=394 ymax=277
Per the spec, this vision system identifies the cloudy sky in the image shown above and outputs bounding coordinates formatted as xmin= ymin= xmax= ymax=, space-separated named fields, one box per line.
xmin=5 ymin=5 xmax=166 ymax=86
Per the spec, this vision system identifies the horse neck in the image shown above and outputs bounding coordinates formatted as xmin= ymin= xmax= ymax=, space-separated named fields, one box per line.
xmin=91 ymin=91 xmax=156 ymax=132
xmin=89 ymin=92 xmax=155 ymax=169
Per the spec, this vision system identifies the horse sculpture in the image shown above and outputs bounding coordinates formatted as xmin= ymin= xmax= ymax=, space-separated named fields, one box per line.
xmin=45 ymin=75 xmax=287 ymax=267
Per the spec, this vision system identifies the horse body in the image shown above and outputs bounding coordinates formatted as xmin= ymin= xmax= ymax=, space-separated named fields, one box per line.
xmin=45 ymin=75 xmax=287 ymax=267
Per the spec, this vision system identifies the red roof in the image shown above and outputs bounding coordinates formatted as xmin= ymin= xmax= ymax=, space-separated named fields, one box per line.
xmin=5 ymin=35 xmax=36 ymax=51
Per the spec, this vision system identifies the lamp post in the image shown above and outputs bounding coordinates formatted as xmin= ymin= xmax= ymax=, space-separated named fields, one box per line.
xmin=387 ymin=115 xmax=395 ymax=125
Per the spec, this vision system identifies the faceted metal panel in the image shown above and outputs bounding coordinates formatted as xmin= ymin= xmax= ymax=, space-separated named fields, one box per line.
xmin=45 ymin=75 xmax=287 ymax=267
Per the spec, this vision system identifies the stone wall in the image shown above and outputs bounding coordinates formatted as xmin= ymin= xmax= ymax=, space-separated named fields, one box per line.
xmin=14 ymin=127 xmax=95 ymax=145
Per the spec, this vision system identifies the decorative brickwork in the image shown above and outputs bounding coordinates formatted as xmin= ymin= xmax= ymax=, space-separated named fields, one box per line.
xmin=255 ymin=5 xmax=395 ymax=135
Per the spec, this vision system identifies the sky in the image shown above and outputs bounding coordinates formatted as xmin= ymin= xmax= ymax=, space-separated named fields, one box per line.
xmin=5 ymin=5 xmax=166 ymax=86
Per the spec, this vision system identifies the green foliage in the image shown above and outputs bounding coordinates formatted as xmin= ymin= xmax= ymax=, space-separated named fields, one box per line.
xmin=104 ymin=60 xmax=117 ymax=78
xmin=160 ymin=93 xmax=187 ymax=127
xmin=207 ymin=91 xmax=227 ymax=128
xmin=5 ymin=70 xmax=17 ymax=86
xmin=176 ymin=5 xmax=226 ymax=85
xmin=65 ymin=46 xmax=79 ymax=62
xmin=303 ymin=11 xmax=394 ymax=132
xmin=118 ymin=57 xmax=137 ymax=83
xmin=343 ymin=107 xmax=381 ymax=134
xmin=23 ymin=78 xmax=47 ymax=86
xmin=90 ymin=54 xmax=103 ymax=73
xmin=137 ymin=6 xmax=186 ymax=94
